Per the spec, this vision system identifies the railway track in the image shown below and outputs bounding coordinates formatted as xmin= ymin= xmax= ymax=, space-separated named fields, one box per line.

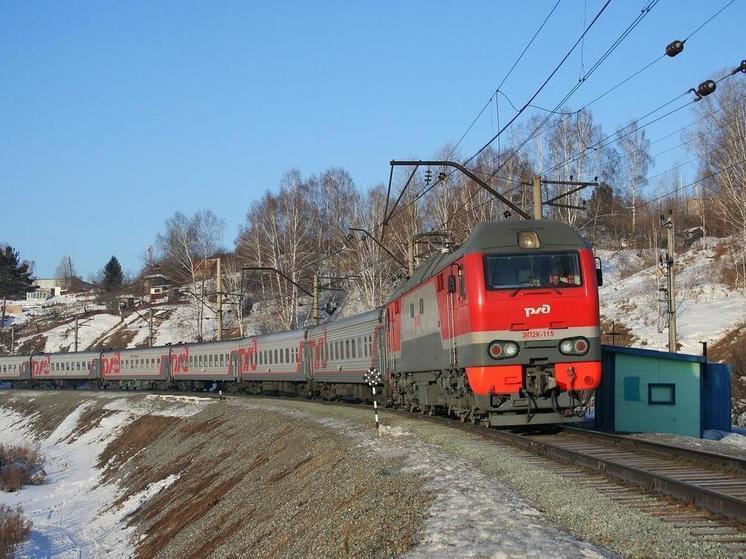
xmin=399 ymin=412 xmax=746 ymax=555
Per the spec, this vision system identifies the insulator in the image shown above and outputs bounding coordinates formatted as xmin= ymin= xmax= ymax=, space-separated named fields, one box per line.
xmin=424 ymin=167 xmax=432 ymax=185
xmin=696 ymin=80 xmax=716 ymax=98
xmin=733 ymin=60 xmax=746 ymax=75
xmin=665 ymin=40 xmax=684 ymax=57
xmin=438 ymin=171 xmax=446 ymax=181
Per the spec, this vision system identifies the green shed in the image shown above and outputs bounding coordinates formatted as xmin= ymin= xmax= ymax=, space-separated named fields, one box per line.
xmin=595 ymin=345 xmax=708 ymax=437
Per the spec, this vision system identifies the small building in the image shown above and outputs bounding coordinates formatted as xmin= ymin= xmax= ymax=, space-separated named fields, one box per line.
xmin=27 ymin=278 xmax=64 ymax=301
xmin=143 ymin=274 xmax=171 ymax=294
xmin=595 ymin=345 xmax=731 ymax=437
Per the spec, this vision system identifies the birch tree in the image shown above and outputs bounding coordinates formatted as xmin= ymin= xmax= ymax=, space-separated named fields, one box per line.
xmin=156 ymin=210 xmax=224 ymax=340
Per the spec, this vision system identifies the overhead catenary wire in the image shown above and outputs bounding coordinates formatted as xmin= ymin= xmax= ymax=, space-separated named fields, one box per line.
xmin=448 ymin=0 xmax=563 ymax=161
xmin=637 ymin=157 xmax=746 ymax=206
xmin=414 ymin=0 xmax=661 ymax=230
xmin=379 ymin=0 xmax=617 ymax=230
xmin=439 ymin=71 xmax=740 ymax=232
xmin=540 ymin=63 xmax=743 ymax=176
xmin=358 ymin=0 xmax=738 ymax=277
xmin=486 ymin=0 xmax=736 ymax=182
xmin=486 ymin=0 xmax=660 ymax=180
xmin=467 ymin=0 xmax=614 ymax=166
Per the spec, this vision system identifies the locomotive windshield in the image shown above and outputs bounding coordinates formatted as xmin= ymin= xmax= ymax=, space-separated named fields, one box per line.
xmin=484 ymin=252 xmax=582 ymax=289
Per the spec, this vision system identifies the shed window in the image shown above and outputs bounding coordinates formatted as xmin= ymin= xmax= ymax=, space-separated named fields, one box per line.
xmin=648 ymin=383 xmax=676 ymax=405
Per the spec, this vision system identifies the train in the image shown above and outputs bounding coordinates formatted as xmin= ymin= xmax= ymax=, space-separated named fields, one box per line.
xmin=0 ymin=219 xmax=603 ymax=426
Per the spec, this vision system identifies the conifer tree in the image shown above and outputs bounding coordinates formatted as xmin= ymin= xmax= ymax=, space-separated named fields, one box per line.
xmin=0 ymin=245 xmax=35 ymax=325
xmin=102 ymin=256 xmax=124 ymax=293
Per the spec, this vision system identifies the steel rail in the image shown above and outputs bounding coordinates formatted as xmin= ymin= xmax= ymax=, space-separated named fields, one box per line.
xmin=403 ymin=414 xmax=746 ymax=524
xmin=562 ymin=426 xmax=746 ymax=475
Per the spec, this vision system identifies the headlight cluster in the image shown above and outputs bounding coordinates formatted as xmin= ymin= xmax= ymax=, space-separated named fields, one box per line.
xmin=558 ymin=337 xmax=590 ymax=356
xmin=487 ymin=340 xmax=519 ymax=360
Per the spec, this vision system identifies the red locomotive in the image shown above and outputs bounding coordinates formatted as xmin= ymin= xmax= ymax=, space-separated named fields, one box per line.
xmin=384 ymin=219 xmax=602 ymax=425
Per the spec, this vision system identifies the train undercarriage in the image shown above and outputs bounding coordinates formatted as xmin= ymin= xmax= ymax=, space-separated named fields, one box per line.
xmin=8 ymin=367 xmax=592 ymax=427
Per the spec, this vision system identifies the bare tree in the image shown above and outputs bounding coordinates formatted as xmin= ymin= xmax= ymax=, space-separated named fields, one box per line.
xmin=617 ymin=120 xmax=652 ymax=238
xmin=156 ymin=210 xmax=224 ymax=339
xmin=690 ymin=78 xmax=746 ymax=286
xmin=55 ymin=256 xmax=77 ymax=290
xmin=236 ymin=171 xmax=321 ymax=330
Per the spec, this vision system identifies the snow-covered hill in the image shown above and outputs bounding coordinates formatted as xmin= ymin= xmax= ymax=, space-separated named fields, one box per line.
xmin=598 ymin=239 xmax=746 ymax=354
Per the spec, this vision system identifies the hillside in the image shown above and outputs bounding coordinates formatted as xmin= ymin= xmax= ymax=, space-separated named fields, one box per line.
xmin=599 ymin=238 xmax=746 ymax=354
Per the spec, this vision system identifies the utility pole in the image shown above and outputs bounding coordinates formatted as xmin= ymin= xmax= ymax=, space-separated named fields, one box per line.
xmin=74 ymin=313 xmax=93 ymax=353
xmin=532 ymin=176 xmax=543 ymax=219
xmin=312 ymin=272 xmax=319 ymax=325
xmin=215 ymin=257 xmax=222 ymax=341
xmin=660 ymin=213 xmax=677 ymax=353
xmin=149 ymin=305 xmax=154 ymax=347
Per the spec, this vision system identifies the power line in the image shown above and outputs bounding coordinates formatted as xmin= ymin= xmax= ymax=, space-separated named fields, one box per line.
xmin=448 ymin=0 xmax=563 ymax=160
xmin=467 ymin=0 xmax=614 ymax=166
xmin=490 ymin=0 xmax=660 ymax=178
xmin=489 ymin=0 xmax=736 ymax=179
xmin=683 ymin=0 xmax=737 ymax=42
xmin=381 ymin=0 xmax=614 ymax=231
xmin=541 ymin=63 xmax=743 ymax=176
xmin=642 ymin=157 xmax=746 ymax=206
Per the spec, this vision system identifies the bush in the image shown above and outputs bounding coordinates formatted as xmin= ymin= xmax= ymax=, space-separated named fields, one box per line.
xmin=0 ymin=445 xmax=45 ymax=492
xmin=0 ymin=505 xmax=31 ymax=559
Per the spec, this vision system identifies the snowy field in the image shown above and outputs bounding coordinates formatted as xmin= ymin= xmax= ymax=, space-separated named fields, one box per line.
xmin=0 ymin=394 xmax=212 ymax=558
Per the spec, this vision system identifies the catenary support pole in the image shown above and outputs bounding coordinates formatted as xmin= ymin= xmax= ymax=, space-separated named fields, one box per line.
xmin=216 ymin=257 xmax=222 ymax=341
xmin=667 ymin=217 xmax=677 ymax=353
xmin=149 ymin=305 xmax=154 ymax=347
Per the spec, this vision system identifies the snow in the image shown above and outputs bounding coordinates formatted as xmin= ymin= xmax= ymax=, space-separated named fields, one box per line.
xmin=41 ymin=314 xmax=123 ymax=353
xmin=152 ymin=303 xmax=217 ymax=347
xmin=719 ymin=432 xmax=746 ymax=450
xmin=598 ymin=242 xmax=746 ymax=354
xmin=234 ymin=400 xmax=612 ymax=558
xmin=0 ymin=395 xmax=211 ymax=558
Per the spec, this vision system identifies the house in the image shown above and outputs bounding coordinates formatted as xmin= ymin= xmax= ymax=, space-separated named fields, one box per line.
xmin=26 ymin=278 xmax=63 ymax=301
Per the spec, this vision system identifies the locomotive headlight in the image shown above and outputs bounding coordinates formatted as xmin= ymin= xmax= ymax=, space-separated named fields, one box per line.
xmin=559 ymin=340 xmax=574 ymax=355
xmin=518 ymin=231 xmax=541 ymax=249
xmin=503 ymin=342 xmax=519 ymax=357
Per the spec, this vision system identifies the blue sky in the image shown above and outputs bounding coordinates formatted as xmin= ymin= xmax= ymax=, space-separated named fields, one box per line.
xmin=2 ymin=0 xmax=743 ymax=278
